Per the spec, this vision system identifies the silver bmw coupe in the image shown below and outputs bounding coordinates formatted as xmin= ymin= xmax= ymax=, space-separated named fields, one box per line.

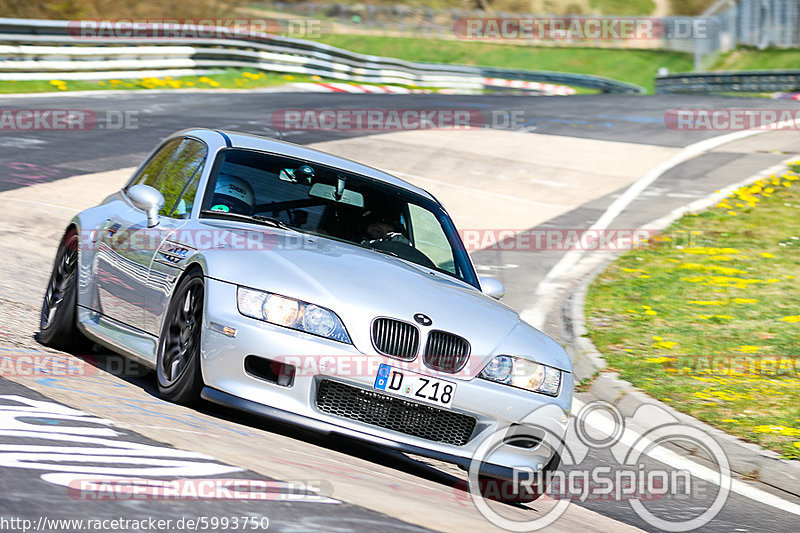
xmin=40 ymin=128 xmax=573 ymax=487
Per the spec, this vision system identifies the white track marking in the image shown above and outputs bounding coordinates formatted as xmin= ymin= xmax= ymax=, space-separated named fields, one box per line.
xmin=574 ymin=398 xmax=800 ymax=516
xmin=522 ymin=120 xmax=800 ymax=328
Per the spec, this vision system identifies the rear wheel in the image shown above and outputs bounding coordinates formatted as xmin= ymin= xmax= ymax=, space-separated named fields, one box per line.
xmin=156 ymin=271 xmax=205 ymax=404
xmin=39 ymin=228 xmax=86 ymax=351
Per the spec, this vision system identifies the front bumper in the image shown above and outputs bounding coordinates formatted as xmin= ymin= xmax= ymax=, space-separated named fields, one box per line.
xmin=202 ymin=277 xmax=573 ymax=478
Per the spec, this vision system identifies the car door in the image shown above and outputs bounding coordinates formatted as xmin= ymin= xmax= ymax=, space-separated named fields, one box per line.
xmin=94 ymin=137 xmax=206 ymax=331
xmin=141 ymin=139 xmax=208 ymax=336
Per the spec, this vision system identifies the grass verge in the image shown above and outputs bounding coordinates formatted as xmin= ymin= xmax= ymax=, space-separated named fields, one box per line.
xmin=0 ymin=69 xmax=312 ymax=94
xmin=314 ymin=35 xmax=693 ymax=93
xmin=711 ymin=47 xmax=800 ymax=71
xmin=585 ymin=163 xmax=800 ymax=459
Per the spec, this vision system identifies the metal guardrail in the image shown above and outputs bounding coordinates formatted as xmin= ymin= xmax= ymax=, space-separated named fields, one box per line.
xmin=0 ymin=17 xmax=644 ymax=94
xmin=656 ymin=70 xmax=800 ymax=94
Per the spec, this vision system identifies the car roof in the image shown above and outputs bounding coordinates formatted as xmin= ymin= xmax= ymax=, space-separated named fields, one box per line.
xmin=212 ymin=129 xmax=437 ymax=202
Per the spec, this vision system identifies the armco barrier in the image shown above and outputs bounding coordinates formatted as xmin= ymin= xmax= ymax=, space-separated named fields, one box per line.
xmin=656 ymin=69 xmax=800 ymax=94
xmin=0 ymin=18 xmax=644 ymax=94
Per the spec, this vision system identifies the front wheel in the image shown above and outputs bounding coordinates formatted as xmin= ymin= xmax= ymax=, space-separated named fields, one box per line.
xmin=156 ymin=271 xmax=205 ymax=404
xmin=39 ymin=228 xmax=86 ymax=351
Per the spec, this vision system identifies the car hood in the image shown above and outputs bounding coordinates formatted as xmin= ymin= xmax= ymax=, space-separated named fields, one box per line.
xmin=190 ymin=224 xmax=571 ymax=375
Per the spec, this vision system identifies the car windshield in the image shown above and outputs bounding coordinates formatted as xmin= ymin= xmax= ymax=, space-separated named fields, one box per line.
xmin=200 ymin=148 xmax=479 ymax=288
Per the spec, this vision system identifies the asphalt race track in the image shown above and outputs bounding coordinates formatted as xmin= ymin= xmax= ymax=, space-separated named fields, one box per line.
xmin=1 ymin=90 xmax=800 ymax=532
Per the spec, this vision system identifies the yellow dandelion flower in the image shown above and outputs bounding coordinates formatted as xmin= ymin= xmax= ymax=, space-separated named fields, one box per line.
xmin=737 ymin=345 xmax=760 ymax=353
xmin=645 ymin=310 xmax=658 ymax=316
xmin=780 ymin=315 xmax=800 ymax=323
xmin=732 ymin=298 xmax=757 ymax=304
xmin=653 ymin=341 xmax=678 ymax=349
xmin=754 ymin=425 xmax=782 ymax=433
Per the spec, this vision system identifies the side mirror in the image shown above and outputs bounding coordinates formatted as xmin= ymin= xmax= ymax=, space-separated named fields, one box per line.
xmin=480 ymin=277 xmax=505 ymax=300
xmin=128 ymin=184 xmax=165 ymax=228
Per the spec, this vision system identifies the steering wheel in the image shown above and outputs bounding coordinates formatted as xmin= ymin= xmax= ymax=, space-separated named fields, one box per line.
xmin=370 ymin=236 xmax=437 ymax=269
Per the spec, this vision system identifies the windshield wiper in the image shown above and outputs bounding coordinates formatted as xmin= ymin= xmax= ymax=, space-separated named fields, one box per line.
xmin=366 ymin=246 xmax=399 ymax=259
xmin=200 ymin=210 xmax=292 ymax=230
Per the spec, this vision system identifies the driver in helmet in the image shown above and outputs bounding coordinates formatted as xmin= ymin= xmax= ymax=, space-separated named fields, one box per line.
xmin=210 ymin=175 xmax=255 ymax=215
xmin=360 ymin=213 xmax=410 ymax=246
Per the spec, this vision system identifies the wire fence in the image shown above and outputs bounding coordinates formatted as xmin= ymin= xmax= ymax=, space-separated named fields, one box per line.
xmin=260 ymin=1 xmax=800 ymax=71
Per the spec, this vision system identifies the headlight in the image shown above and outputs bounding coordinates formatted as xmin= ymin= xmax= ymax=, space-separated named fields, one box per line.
xmin=479 ymin=355 xmax=562 ymax=396
xmin=236 ymin=287 xmax=351 ymax=343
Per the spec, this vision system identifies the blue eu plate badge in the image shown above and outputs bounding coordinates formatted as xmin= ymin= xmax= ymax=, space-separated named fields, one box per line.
xmin=374 ymin=363 xmax=390 ymax=390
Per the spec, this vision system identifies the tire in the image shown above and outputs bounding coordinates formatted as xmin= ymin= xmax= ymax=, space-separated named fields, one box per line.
xmin=156 ymin=270 xmax=205 ymax=404
xmin=39 ymin=228 xmax=87 ymax=351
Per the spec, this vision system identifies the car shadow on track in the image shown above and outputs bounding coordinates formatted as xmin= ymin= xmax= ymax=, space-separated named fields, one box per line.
xmin=68 ymin=344 xmax=527 ymax=508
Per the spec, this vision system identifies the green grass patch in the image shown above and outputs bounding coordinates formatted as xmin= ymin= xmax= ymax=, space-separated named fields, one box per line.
xmin=0 ymin=69 xmax=310 ymax=94
xmin=711 ymin=47 xmax=800 ymax=71
xmin=585 ymin=164 xmax=800 ymax=459
xmin=314 ymin=35 xmax=693 ymax=93
xmin=255 ymin=0 xmax=661 ymax=15
xmin=590 ymin=0 xmax=656 ymax=16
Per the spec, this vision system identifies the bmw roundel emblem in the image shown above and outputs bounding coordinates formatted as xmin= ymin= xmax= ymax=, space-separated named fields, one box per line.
xmin=413 ymin=313 xmax=433 ymax=326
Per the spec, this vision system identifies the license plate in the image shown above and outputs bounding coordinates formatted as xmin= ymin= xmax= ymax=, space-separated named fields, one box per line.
xmin=373 ymin=363 xmax=456 ymax=408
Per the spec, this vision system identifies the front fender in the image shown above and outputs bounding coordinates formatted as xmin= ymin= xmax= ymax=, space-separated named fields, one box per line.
xmin=73 ymin=194 xmax=126 ymax=310
xmin=490 ymin=320 xmax=573 ymax=374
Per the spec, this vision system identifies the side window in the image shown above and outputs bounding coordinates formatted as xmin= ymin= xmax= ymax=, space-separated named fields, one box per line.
xmin=129 ymin=138 xmax=207 ymax=218
xmin=408 ymin=204 xmax=456 ymax=274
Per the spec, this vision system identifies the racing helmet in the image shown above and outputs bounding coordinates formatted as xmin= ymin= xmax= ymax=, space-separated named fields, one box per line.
xmin=210 ymin=175 xmax=255 ymax=215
